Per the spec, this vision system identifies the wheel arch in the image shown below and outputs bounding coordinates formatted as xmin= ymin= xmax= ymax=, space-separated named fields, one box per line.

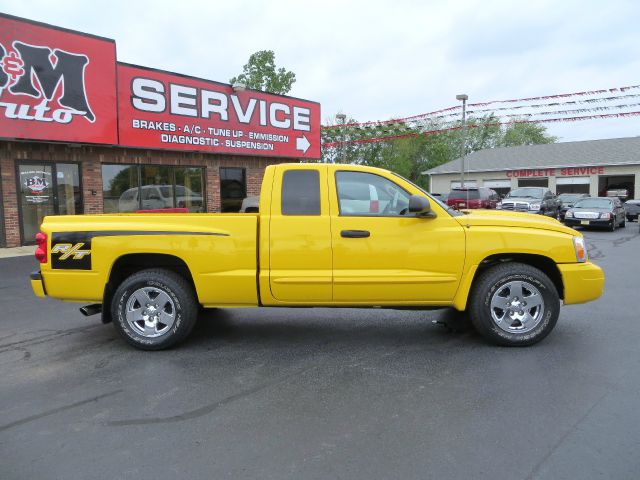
xmin=454 ymin=253 xmax=564 ymax=311
xmin=101 ymin=253 xmax=197 ymax=324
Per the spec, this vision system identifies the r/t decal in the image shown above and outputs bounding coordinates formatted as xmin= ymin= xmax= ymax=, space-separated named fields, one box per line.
xmin=51 ymin=243 xmax=91 ymax=260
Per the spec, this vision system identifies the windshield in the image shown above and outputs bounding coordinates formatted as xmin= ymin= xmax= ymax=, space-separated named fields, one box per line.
xmin=558 ymin=194 xmax=583 ymax=202
xmin=574 ymin=198 xmax=612 ymax=209
xmin=506 ymin=188 xmax=544 ymax=199
xmin=390 ymin=173 xmax=462 ymax=216
xmin=448 ymin=190 xmax=481 ymax=200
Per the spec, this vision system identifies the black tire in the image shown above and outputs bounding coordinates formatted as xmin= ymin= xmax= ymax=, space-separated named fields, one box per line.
xmin=609 ymin=219 xmax=615 ymax=232
xmin=111 ymin=269 xmax=198 ymax=350
xmin=468 ymin=263 xmax=560 ymax=347
xmin=621 ymin=218 xmax=626 ymax=228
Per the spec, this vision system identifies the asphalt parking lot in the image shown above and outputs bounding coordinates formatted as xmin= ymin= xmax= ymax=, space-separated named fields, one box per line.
xmin=1 ymin=224 xmax=639 ymax=480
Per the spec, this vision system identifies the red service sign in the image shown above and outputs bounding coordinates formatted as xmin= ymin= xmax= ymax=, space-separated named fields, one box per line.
xmin=0 ymin=14 xmax=117 ymax=144
xmin=117 ymin=64 xmax=321 ymax=159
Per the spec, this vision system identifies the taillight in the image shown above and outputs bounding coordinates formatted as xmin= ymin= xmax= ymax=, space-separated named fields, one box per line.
xmin=35 ymin=232 xmax=47 ymax=264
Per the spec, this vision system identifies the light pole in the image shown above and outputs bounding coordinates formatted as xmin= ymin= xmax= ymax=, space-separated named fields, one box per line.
xmin=456 ymin=94 xmax=468 ymax=188
xmin=336 ymin=113 xmax=346 ymax=164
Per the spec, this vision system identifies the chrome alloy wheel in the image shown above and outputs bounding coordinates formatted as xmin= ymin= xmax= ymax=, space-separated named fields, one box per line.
xmin=489 ymin=280 xmax=545 ymax=334
xmin=125 ymin=287 xmax=176 ymax=338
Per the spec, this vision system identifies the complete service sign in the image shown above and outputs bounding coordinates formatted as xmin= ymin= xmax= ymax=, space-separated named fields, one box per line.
xmin=0 ymin=14 xmax=117 ymax=144
xmin=118 ymin=64 xmax=321 ymax=159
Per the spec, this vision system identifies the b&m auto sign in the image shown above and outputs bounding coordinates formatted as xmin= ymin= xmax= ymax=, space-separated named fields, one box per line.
xmin=0 ymin=14 xmax=117 ymax=144
xmin=117 ymin=64 xmax=320 ymax=158
xmin=0 ymin=13 xmax=320 ymax=159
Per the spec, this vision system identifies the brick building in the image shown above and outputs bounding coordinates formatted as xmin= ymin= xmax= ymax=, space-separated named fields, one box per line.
xmin=0 ymin=14 xmax=320 ymax=247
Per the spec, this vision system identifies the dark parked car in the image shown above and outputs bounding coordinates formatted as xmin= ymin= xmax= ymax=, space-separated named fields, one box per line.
xmin=564 ymin=197 xmax=626 ymax=231
xmin=623 ymin=199 xmax=640 ymax=222
xmin=446 ymin=187 xmax=499 ymax=210
xmin=557 ymin=193 xmax=590 ymax=221
xmin=497 ymin=187 xmax=560 ymax=217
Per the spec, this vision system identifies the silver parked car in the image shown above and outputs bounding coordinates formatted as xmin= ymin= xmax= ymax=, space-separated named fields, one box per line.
xmin=623 ymin=199 xmax=640 ymax=222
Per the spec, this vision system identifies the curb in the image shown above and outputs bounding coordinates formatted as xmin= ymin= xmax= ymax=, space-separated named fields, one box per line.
xmin=0 ymin=246 xmax=36 ymax=259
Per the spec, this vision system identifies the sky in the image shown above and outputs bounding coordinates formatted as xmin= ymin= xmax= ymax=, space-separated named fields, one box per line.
xmin=2 ymin=0 xmax=639 ymax=143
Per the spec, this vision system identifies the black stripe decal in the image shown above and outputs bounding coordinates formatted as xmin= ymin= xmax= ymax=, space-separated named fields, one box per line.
xmin=50 ymin=231 xmax=229 ymax=270
xmin=63 ymin=230 xmax=230 ymax=239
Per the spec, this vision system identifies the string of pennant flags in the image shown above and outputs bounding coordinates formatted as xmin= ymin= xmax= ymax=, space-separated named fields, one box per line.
xmin=322 ymin=111 xmax=640 ymax=148
xmin=323 ymin=84 xmax=640 ymax=131
xmin=321 ymin=84 xmax=640 ymax=147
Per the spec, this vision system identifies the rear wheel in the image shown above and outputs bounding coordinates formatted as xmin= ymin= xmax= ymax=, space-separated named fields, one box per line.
xmin=468 ymin=263 xmax=560 ymax=346
xmin=111 ymin=269 xmax=198 ymax=350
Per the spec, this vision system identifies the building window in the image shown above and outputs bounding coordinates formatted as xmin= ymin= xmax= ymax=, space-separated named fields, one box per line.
xmin=102 ymin=164 xmax=205 ymax=213
xmin=175 ymin=167 xmax=205 ymax=211
xmin=220 ymin=167 xmax=246 ymax=212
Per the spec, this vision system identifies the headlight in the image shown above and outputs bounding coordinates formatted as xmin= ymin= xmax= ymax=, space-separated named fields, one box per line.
xmin=599 ymin=212 xmax=611 ymax=219
xmin=565 ymin=211 xmax=574 ymax=218
xmin=529 ymin=203 xmax=541 ymax=211
xmin=573 ymin=236 xmax=588 ymax=262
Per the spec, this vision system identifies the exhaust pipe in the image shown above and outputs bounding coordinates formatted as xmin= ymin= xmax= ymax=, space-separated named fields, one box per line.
xmin=80 ymin=304 xmax=102 ymax=317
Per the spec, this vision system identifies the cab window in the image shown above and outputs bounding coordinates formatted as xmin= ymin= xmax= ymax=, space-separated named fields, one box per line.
xmin=282 ymin=170 xmax=321 ymax=215
xmin=336 ymin=171 xmax=411 ymax=216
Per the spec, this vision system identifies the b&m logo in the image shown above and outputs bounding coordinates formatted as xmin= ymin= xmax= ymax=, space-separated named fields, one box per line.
xmin=24 ymin=175 xmax=49 ymax=194
xmin=0 ymin=40 xmax=95 ymax=124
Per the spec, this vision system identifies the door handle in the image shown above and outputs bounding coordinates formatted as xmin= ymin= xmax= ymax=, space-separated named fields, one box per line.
xmin=341 ymin=230 xmax=370 ymax=238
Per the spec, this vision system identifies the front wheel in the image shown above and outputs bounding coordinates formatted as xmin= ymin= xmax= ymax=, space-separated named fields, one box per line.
xmin=111 ymin=269 xmax=198 ymax=350
xmin=468 ymin=263 xmax=560 ymax=346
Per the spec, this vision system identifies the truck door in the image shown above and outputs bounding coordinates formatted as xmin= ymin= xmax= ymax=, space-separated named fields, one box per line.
xmin=268 ymin=165 xmax=333 ymax=302
xmin=330 ymin=170 xmax=466 ymax=304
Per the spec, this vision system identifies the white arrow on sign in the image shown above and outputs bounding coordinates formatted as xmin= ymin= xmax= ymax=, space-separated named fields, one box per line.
xmin=296 ymin=135 xmax=311 ymax=154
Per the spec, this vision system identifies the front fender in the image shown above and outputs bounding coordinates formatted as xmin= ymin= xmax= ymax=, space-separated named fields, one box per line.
xmin=452 ymin=226 xmax=578 ymax=310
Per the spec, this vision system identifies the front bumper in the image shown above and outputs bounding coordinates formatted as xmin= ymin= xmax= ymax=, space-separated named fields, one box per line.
xmin=30 ymin=271 xmax=46 ymax=298
xmin=564 ymin=217 xmax=611 ymax=228
xmin=558 ymin=262 xmax=605 ymax=305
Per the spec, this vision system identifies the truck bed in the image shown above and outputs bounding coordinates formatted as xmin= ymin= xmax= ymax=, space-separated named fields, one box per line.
xmin=40 ymin=213 xmax=260 ymax=307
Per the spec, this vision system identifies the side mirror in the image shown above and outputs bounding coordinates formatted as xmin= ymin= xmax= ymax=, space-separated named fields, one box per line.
xmin=409 ymin=195 xmax=435 ymax=217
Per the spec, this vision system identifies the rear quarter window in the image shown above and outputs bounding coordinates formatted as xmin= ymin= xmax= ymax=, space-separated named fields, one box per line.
xmin=281 ymin=170 xmax=321 ymax=215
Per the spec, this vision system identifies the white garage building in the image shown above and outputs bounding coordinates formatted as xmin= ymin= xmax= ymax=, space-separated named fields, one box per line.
xmin=423 ymin=136 xmax=640 ymax=199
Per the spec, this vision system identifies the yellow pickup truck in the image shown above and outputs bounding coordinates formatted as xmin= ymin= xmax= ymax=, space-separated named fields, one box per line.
xmin=30 ymin=163 xmax=604 ymax=350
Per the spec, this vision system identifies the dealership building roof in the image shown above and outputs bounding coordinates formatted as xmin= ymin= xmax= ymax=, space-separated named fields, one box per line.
xmin=423 ymin=136 xmax=640 ymax=175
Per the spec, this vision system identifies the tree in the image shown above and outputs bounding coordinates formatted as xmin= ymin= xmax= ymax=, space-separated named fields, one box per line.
xmin=499 ymin=122 xmax=558 ymax=147
xmin=230 ymin=50 xmax=296 ymax=95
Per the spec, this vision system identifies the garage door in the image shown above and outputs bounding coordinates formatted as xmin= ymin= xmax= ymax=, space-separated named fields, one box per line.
xmin=483 ymin=179 xmax=511 ymax=189
xmin=450 ymin=181 xmax=477 ymax=189
xmin=556 ymin=176 xmax=590 ymax=185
